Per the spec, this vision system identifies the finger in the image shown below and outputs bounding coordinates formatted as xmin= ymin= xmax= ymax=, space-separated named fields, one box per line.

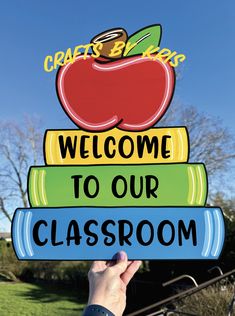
xmin=111 ymin=251 xmax=128 ymax=275
xmin=106 ymin=253 xmax=121 ymax=267
xmin=121 ymin=260 xmax=142 ymax=286
xmin=90 ymin=260 xmax=107 ymax=273
xmin=108 ymin=258 xmax=132 ymax=268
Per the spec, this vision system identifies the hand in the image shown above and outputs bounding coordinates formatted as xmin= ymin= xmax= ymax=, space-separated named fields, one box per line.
xmin=87 ymin=251 xmax=142 ymax=316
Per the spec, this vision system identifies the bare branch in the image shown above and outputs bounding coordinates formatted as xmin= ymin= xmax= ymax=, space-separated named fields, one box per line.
xmin=0 ymin=117 xmax=43 ymax=222
xmin=0 ymin=198 xmax=12 ymax=222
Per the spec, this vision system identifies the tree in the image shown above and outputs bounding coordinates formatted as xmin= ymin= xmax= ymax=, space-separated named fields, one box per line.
xmin=0 ymin=103 xmax=234 ymax=223
xmin=149 ymin=104 xmax=235 ymax=291
xmin=0 ymin=117 xmax=43 ymax=222
xmin=161 ymin=102 xmax=235 ymax=174
xmin=160 ymin=102 xmax=235 ymax=194
xmin=210 ymin=192 xmax=235 ymax=268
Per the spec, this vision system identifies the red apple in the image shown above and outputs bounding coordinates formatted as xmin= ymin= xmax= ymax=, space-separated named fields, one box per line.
xmin=56 ymin=55 xmax=175 ymax=131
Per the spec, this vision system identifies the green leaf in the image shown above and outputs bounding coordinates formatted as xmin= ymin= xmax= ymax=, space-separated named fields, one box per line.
xmin=126 ymin=24 xmax=162 ymax=57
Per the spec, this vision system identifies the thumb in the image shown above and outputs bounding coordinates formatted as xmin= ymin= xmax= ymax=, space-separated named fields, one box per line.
xmin=111 ymin=251 xmax=128 ymax=275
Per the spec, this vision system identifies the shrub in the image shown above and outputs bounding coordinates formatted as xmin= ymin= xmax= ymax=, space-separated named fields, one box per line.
xmin=175 ymin=282 xmax=235 ymax=316
xmin=0 ymin=241 xmax=90 ymax=292
xmin=0 ymin=241 xmax=28 ymax=278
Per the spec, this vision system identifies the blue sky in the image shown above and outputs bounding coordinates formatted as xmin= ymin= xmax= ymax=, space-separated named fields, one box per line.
xmin=1 ymin=0 xmax=235 ymax=131
xmin=0 ymin=1 xmax=234 ymax=231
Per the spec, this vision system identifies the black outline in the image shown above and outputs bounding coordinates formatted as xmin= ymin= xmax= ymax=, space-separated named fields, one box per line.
xmin=125 ymin=24 xmax=162 ymax=57
xmin=55 ymin=60 xmax=124 ymax=132
xmin=55 ymin=24 xmax=176 ymax=133
xmin=11 ymin=206 xmax=225 ymax=262
xmin=90 ymin=27 xmax=128 ymax=60
xmin=26 ymin=162 xmax=208 ymax=208
xmin=42 ymin=126 xmax=190 ymax=165
xmin=55 ymin=53 xmax=176 ymax=133
xmin=12 ymin=25 xmax=223 ymax=264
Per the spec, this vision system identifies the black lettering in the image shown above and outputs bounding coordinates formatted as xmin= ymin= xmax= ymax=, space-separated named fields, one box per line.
xmin=84 ymin=220 xmax=98 ymax=246
xmin=145 ymin=175 xmax=158 ymax=198
xmin=101 ymin=220 xmax=116 ymax=246
xmin=33 ymin=220 xmax=48 ymax=246
xmin=119 ymin=136 xmax=134 ymax=158
xmin=178 ymin=220 xmax=197 ymax=246
xmin=71 ymin=175 xmax=83 ymax=198
xmin=118 ymin=220 xmax=133 ymax=246
xmin=130 ymin=175 xmax=143 ymax=198
xmin=162 ymin=135 xmax=171 ymax=158
xmin=59 ymin=135 xmax=77 ymax=159
xmin=93 ymin=136 xmax=102 ymax=159
xmin=137 ymin=135 xmax=159 ymax=158
xmin=84 ymin=176 xmax=99 ymax=198
xmin=51 ymin=220 xmax=63 ymax=246
xmin=66 ymin=220 xmax=82 ymax=246
xmin=136 ymin=220 xmax=154 ymax=246
xmin=158 ymin=220 xmax=175 ymax=246
xmin=104 ymin=136 xmax=116 ymax=158
xmin=80 ymin=135 xmax=90 ymax=158
xmin=112 ymin=176 xmax=127 ymax=198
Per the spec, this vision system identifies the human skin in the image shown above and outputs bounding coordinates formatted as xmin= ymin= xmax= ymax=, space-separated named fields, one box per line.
xmin=87 ymin=251 xmax=142 ymax=315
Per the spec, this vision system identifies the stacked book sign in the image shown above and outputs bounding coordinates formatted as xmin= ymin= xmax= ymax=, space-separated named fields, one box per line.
xmin=12 ymin=25 xmax=225 ymax=261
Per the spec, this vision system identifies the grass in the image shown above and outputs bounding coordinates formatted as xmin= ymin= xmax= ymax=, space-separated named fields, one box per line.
xmin=0 ymin=281 xmax=86 ymax=316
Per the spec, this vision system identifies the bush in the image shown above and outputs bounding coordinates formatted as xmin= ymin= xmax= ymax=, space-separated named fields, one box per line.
xmin=175 ymin=282 xmax=235 ymax=316
xmin=0 ymin=240 xmax=28 ymax=278
xmin=0 ymin=241 xmax=90 ymax=292
xmin=19 ymin=260 xmax=90 ymax=291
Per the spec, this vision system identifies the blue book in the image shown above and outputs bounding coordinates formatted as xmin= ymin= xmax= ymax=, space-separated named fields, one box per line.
xmin=12 ymin=207 xmax=225 ymax=261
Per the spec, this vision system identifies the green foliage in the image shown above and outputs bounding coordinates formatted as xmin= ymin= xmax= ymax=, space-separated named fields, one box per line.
xmin=211 ymin=193 xmax=235 ymax=265
xmin=20 ymin=261 xmax=90 ymax=289
xmin=0 ymin=240 xmax=28 ymax=278
xmin=0 ymin=240 xmax=90 ymax=292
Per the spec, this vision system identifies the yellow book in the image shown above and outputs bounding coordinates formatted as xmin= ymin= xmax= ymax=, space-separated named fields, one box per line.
xmin=44 ymin=127 xmax=189 ymax=165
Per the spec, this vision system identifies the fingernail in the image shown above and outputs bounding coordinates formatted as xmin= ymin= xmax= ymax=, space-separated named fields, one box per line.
xmin=112 ymin=253 xmax=118 ymax=261
xmin=117 ymin=251 xmax=126 ymax=261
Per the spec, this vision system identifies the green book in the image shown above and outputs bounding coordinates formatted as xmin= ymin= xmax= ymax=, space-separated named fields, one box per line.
xmin=28 ymin=164 xmax=207 ymax=207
